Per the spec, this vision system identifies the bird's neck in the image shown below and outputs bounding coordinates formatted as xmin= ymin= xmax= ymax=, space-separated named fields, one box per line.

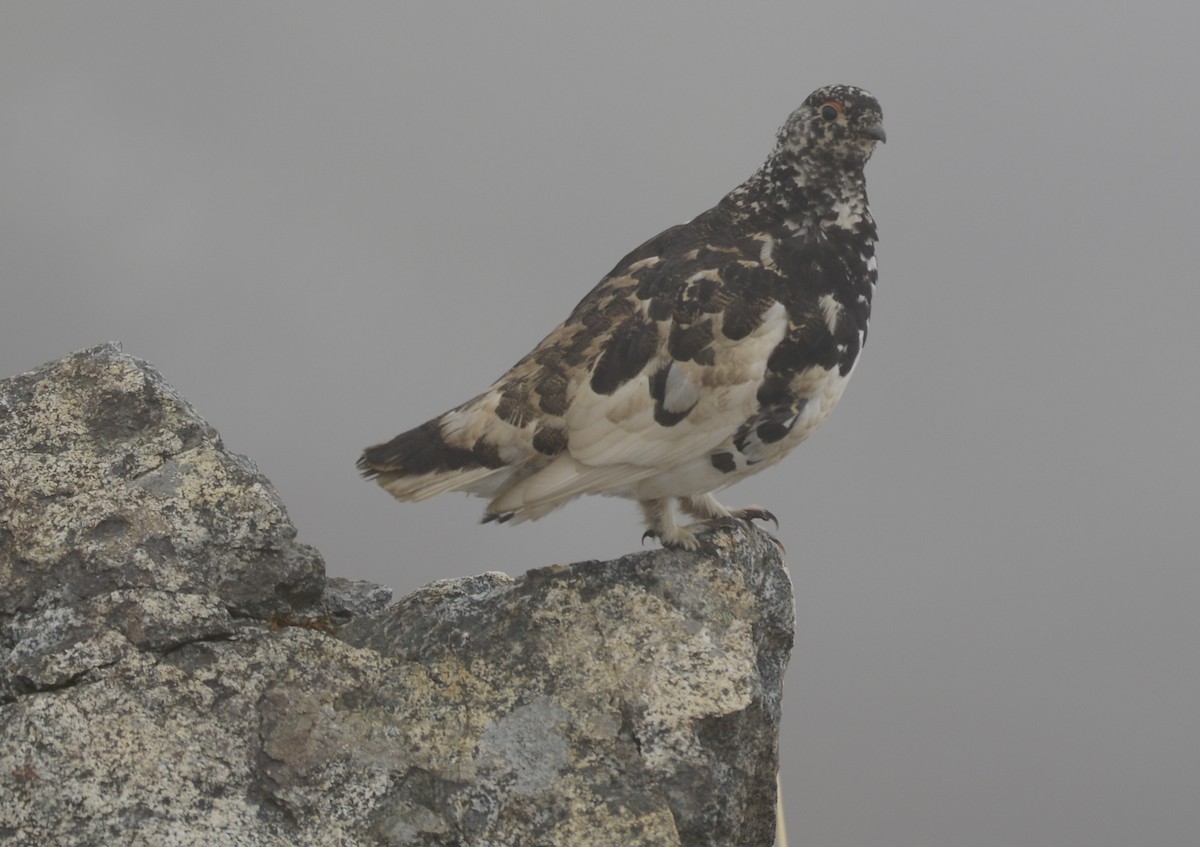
xmin=724 ymin=154 xmax=872 ymax=236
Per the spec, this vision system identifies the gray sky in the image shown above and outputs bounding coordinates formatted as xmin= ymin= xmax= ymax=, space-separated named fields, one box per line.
xmin=4 ymin=3 xmax=1199 ymax=844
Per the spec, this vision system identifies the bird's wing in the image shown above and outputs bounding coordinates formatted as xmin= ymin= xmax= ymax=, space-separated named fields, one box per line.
xmin=490 ymin=215 xmax=879 ymax=517
xmin=481 ymin=224 xmax=818 ymax=488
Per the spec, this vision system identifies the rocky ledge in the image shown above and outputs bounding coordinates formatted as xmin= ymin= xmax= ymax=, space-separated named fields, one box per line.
xmin=0 ymin=344 xmax=793 ymax=847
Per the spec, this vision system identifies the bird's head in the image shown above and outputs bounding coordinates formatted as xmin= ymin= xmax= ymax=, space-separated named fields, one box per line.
xmin=776 ymin=85 xmax=885 ymax=171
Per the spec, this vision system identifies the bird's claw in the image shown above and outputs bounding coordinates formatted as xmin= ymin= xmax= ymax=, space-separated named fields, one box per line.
xmin=732 ymin=506 xmax=779 ymax=531
xmin=641 ymin=528 xmax=658 ymax=546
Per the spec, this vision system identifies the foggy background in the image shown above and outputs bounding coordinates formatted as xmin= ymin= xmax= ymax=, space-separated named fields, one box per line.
xmin=4 ymin=3 xmax=1198 ymax=844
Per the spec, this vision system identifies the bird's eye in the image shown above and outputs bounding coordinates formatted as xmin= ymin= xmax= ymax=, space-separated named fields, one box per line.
xmin=820 ymin=102 xmax=843 ymax=122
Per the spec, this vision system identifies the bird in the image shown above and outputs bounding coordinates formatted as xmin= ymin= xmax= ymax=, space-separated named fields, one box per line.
xmin=359 ymin=84 xmax=885 ymax=549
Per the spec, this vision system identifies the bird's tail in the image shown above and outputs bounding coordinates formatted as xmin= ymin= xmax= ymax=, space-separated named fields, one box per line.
xmin=358 ymin=408 xmax=512 ymax=502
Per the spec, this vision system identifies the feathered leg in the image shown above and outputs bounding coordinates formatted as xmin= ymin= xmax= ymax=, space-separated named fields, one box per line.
xmin=678 ymin=493 xmax=731 ymax=521
xmin=677 ymin=493 xmax=783 ymax=550
xmin=680 ymin=494 xmax=778 ymax=529
xmin=641 ymin=494 xmax=779 ymax=550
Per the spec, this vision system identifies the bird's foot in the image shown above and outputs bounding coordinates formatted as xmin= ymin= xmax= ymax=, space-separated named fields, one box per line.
xmin=642 ymin=525 xmax=702 ymax=551
xmin=726 ymin=506 xmax=785 ymax=552
xmin=641 ymin=497 xmax=777 ymax=552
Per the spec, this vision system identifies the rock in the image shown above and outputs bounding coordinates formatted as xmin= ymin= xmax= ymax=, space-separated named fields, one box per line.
xmin=323 ymin=576 xmax=395 ymax=621
xmin=0 ymin=342 xmax=325 ymax=621
xmin=0 ymin=345 xmax=794 ymax=846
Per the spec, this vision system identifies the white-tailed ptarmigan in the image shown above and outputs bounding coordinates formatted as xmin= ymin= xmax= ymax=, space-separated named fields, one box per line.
xmin=359 ymin=84 xmax=885 ymax=549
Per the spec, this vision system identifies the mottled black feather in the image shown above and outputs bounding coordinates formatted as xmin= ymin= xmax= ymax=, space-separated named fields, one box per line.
xmin=589 ymin=317 xmax=658 ymax=395
xmin=648 ymin=365 xmax=696 ymax=427
xmin=358 ymin=419 xmax=505 ymax=477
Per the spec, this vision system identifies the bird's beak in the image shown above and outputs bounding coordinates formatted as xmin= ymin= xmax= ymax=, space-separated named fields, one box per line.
xmin=862 ymin=122 xmax=887 ymax=143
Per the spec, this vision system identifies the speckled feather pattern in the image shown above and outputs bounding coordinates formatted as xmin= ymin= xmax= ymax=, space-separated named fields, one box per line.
xmin=360 ymin=84 xmax=885 ymax=548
